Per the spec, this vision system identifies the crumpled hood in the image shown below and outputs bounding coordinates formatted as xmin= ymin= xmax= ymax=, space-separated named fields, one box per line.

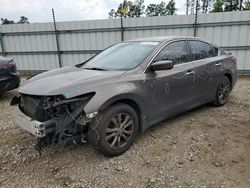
xmin=19 ymin=66 xmax=125 ymax=98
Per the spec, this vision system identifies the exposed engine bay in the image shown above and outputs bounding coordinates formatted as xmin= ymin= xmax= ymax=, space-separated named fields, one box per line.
xmin=11 ymin=93 xmax=97 ymax=155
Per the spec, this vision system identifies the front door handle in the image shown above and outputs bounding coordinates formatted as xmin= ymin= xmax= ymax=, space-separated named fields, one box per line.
xmin=185 ymin=70 xmax=195 ymax=75
xmin=214 ymin=63 xmax=222 ymax=67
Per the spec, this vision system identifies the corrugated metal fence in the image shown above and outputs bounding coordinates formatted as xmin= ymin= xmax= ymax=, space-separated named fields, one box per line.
xmin=0 ymin=11 xmax=250 ymax=73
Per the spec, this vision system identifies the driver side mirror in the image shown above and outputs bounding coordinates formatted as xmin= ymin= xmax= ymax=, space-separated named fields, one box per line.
xmin=151 ymin=60 xmax=174 ymax=71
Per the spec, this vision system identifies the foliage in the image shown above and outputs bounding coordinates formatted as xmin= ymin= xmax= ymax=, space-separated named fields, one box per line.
xmin=109 ymin=0 xmax=177 ymax=18
xmin=1 ymin=16 xmax=29 ymax=25
xmin=145 ymin=0 xmax=177 ymax=16
xmin=166 ymin=0 xmax=177 ymax=15
xmin=128 ymin=0 xmax=145 ymax=17
xmin=1 ymin=18 xmax=15 ymax=25
xmin=146 ymin=2 xmax=167 ymax=16
xmin=18 ymin=16 xmax=29 ymax=24
xmin=108 ymin=0 xmax=250 ymax=18
xmin=186 ymin=0 xmax=248 ymax=14
xmin=211 ymin=0 xmax=247 ymax=12
xmin=244 ymin=0 xmax=250 ymax=9
xmin=108 ymin=0 xmax=145 ymax=18
xmin=211 ymin=0 xmax=224 ymax=12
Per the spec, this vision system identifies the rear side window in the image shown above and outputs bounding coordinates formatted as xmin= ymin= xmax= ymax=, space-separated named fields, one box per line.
xmin=188 ymin=41 xmax=214 ymax=60
xmin=154 ymin=41 xmax=189 ymax=64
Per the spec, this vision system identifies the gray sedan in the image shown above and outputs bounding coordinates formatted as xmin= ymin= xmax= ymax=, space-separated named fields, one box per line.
xmin=11 ymin=36 xmax=237 ymax=156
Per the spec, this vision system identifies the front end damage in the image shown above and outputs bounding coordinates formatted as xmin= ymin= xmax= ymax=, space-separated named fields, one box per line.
xmin=11 ymin=93 xmax=97 ymax=155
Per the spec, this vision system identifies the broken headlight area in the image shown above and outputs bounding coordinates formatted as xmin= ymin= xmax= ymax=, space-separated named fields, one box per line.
xmin=11 ymin=93 xmax=96 ymax=154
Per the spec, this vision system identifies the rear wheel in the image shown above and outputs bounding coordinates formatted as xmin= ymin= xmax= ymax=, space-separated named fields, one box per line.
xmin=88 ymin=103 xmax=139 ymax=156
xmin=212 ymin=76 xmax=231 ymax=106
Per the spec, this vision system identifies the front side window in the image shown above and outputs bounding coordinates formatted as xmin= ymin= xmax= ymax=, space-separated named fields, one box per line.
xmin=153 ymin=41 xmax=189 ymax=65
xmin=188 ymin=41 xmax=214 ymax=60
xmin=82 ymin=42 xmax=158 ymax=71
xmin=210 ymin=45 xmax=219 ymax=56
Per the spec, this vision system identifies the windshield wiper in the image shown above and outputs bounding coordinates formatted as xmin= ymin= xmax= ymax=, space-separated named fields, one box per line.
xmin=83 ymin=67 xmax=107 ymax=71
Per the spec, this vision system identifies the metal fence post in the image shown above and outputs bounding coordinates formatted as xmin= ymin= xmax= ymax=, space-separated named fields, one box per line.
xmin=121 ymin=16 xmax=124 ymax=41
xmin=52 ymin=8 xmax=62 ymax=68
xmin=0 ymin=31 xmax=6 ymax=56
xmin=193 ymin=0 xmax=199 ymax=37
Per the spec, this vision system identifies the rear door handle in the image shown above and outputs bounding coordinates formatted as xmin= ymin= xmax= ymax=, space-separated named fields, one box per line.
xmin=185 ymin=70 xmax=195 ymax=75
xmin=214 ymin=63 xmax=222 ymax=67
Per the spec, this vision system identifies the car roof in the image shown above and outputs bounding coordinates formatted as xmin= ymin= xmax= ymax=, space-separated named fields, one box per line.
xmin=128 ymin=36 xmax=205 ymax=42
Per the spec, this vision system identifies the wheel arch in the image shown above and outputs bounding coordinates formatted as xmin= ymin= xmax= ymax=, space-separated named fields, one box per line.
xmin=223 ymin=71 xmax=233 ymax=91
xmin=98 ymin=94 xmax=145 ymax=132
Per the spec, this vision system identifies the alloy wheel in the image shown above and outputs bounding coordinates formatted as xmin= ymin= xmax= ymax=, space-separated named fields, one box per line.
xmin=218 ymin=79 xmax=230 ymax=104
xmin=105 ymin=113 xmax=134 ymax=149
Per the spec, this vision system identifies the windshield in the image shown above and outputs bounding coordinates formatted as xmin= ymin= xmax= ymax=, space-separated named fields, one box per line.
xmin=82 ymin=42 xmax=158 ymax=71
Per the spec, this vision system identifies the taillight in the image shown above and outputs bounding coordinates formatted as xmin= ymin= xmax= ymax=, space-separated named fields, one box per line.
xmin=0 ymin=63 xmax=11 ymax=69
xmin=9 ymin=59 xmax=16 ymax=66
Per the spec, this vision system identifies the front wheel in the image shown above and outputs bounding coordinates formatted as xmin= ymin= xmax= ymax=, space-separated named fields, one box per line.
xmin=212 ymin=76 xmax=231 ymax=106
xmin=88 ymin=103 xmax=139 ymax=156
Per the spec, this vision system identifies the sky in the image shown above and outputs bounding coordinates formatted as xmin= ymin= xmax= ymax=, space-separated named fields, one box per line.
xmin=0 ymin=0 xmax=186 ymax=23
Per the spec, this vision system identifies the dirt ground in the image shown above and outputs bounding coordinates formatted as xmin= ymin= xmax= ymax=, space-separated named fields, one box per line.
xmin=0 ymin=76 xmax=249 ymax=188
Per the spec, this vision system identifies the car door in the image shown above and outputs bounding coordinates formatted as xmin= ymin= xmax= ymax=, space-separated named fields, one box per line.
xmin=187 ymin=40 xmax=219 ymax=102
xmin=209 ymin=45 xmax=229 ymax=94
xmin=145 ymin=40 xmax=196 ymax=122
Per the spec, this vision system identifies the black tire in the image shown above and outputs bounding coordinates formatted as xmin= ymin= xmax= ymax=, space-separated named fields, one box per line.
xmin=88 ymin=103 xmax=139 ymax=156
xmin=212 ymin=76 xmax=231 ymax=107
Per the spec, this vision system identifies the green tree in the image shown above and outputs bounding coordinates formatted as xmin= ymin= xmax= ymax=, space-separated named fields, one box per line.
xmin=211 ymin=0 xmax=224 ymax=12
xmin=107 ymin=0 xmax=129 ymax=18
xmin=157 ymin=1 xmax=168 ymax=15
xmin=145 ymin=4 xmax=158 ymax=16
xmin=224 ymin=0 xmax=236 ymax=11
xmin=1 ymin=16 xmax=29 ymax=25
xmin=166 ymin=0 xmax=177 ymax=15
xmin=244 ymin=0 xmax=250 ymax=10
xmin=1 ymin=18 xmax=15 ymax=25
xmin=146 ymin=1 xmax=167 ymax=16
xmin=108 ymin=9 xmax=116 ymax=18
xmin=186 ymin=0 xmax=215 ymax=14
xmin=224 ymin=0 xmax=246 ymax=11
xmin=117 ymin=0 xmax=130 ymax=17
xmin=18 ymin=16 xmax=29 ymax=24
xmin=108 ymin=0 xmax=145 ymax=18
xmin=128 ymin=0 xmax=145 ymax=17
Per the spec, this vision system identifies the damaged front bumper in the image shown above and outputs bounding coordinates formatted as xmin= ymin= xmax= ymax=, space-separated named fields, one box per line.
xmin=11 ymin=93 xmax=98 ymax=155
xmin=14 ymin=106 xmax=56 ymax=138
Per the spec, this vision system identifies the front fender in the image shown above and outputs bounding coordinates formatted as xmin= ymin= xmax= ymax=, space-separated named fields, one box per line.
xmin=83 ymin=83 xmax=147 ymax=116
xmin=97 ymin=93 xmax=145 ymax=112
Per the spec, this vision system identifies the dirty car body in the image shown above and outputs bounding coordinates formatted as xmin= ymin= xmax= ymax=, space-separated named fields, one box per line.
xmin=0 ymin=56 xmax=20 ymax=94
xmin=11 ymin=36 xmax=237 ymax=156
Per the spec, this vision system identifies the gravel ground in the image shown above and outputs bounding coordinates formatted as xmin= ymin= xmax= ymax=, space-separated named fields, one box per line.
xmin=0 ymin=76 xmax=250 ymax=188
